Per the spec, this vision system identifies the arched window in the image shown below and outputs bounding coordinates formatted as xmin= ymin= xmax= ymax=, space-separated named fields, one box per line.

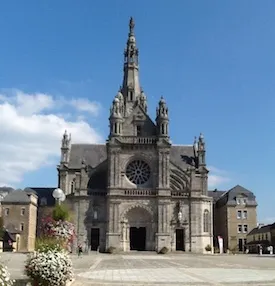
xmin=70 ymin=181 xmax=75 ymax=194
xmin=161 ymin=123 xmax=165 ymax=135
xmin=203 ymin=209 xmax=210 ymax=233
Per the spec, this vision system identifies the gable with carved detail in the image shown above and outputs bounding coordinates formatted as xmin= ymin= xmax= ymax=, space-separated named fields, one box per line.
xmin=122 ymin=105 xmax=157 ymax=136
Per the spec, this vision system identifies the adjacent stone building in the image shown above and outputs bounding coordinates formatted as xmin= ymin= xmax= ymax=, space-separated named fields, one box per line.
xmin=209 ymin=185 xmax=257 ymax=252
xmin=0 ymin=187 xmax=14 ymax=217
xmin=57 ymin=18 xmax=213 ymax=253
xmin=1 ymin=189 xmax=38 ymax=252
xmin=28 ymin=187 xmax=57 ymax=236
xmin=246 ymin=224 xmax=273 ymax=253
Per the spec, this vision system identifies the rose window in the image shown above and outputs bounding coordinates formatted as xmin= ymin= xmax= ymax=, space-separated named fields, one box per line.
xmin=126 ymin=160 xmax=150 ymax=185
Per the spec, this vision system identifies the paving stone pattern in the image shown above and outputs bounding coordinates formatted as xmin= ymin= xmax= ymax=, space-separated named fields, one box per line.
xmin=2 ymin=253 xmax=275 ymax=285
xmin=73 ymin=253 xmax=275 ymax=285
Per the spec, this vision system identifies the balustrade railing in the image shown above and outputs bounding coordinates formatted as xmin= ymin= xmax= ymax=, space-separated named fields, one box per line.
xmin=118 ymin=136 xmax=157 ymax=144
xmin=87 ymin=189 xmax=191 ymax=198
xmin=124 ymin=189 xmax=156 ymax=196
xmin=171 ymin=191 xmax=189 ymax=197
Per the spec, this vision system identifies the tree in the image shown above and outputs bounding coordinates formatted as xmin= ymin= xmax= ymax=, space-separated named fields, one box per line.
xmin=52 ymin=204 xmax=70 ymax=221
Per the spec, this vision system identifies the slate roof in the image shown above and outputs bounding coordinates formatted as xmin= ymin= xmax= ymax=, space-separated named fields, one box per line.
xmin=170 ymin=145 xmax=196 ymax=169
xmin=5 ymin=223 xmax=20 ymax=234
xmin=0 ymin=187 xmax=14 ymax=201
xmin=208 ymin=190 xmax=226 ymax=202
xmin=69 ymin=144 xmax=107 ymax=169
xmin=2 ymin=190 xmax=32 ymax=204
xmin=246 ymin=240 xmax=270 ymax=246
xmin=213 ymin=185 xmax=257 ymax=207
xmin=28 ymin=187 xmax=56 ymax=206
xmin=68 ymin=143 xmax=195 ymax=170
xmin=0 ymin=187 xmax=14 ymax=193
xmin=248 ymin=223 xmax=275 ymax=236
xmin=3 ymin=229 xmax=17 ymax=241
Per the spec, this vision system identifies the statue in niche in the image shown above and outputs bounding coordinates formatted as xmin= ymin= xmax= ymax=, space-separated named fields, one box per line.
xmin=177 ymin=201 xmax=184 ymax=225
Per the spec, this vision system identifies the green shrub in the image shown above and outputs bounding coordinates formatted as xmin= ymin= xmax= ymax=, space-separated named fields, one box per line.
xmin=52 ymin=204 xmax=70 ymax=221
xmin=205 ymin=244 xmax=212 ymax=252
xmin=35 ymin=237 xmax=65 ymax=252
xmin=158 ymin=246 xmax=169 ymax=254
xmin=107 ymin=246 xmax=117 ymax=254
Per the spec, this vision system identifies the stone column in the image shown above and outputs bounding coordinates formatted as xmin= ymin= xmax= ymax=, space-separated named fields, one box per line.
xmin=106 ymin=201 xmax=121 ymax=250
xmin=109 ymin=203 xmax=114 ymax=233
xmin=75 ymin=195 xmax=88 ymax=247
xmin=157 ymin=150 xmax=170 ymax=189
xmin=60 ymin=171 xmax=68 ymax=194
xmin=156 ymin=202 xmax=171 ymax=252
xmin=164 ymin=203 xmax=169 ymax=233
xmin=113 ymin=202 xmax=119 ymax=233
xmin=107 ymin=148 xmax=120 ymax=189
xmin=121 ymin=221 xmax=126 ymax=251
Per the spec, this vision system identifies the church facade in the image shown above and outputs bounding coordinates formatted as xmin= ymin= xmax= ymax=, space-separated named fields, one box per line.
xmin=58 ymin=18 xmax=213 ymax=253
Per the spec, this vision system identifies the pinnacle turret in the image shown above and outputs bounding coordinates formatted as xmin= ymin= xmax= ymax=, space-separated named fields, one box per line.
xmin=197 ymin=133 xmax=206 ymax=166
xmin=109 ymin=95 xmax=123 ymax=137
xmin=156 ymin=96 xmax=169 ymax=137
xmin=60 ymin=130 xmax=71 ymax=164
xmin=62 ymin=130 xmax=71 ymax=149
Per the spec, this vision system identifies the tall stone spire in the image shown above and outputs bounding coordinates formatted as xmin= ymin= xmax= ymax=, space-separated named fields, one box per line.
xmin=121 ymin=17 xmax=141 ymax=110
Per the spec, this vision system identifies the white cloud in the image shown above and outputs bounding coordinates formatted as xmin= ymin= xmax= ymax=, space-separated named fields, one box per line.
xmin=208 ymin=166 xmax=231 ymax=188
xmin=69 ymin=98 xmax=100 ymax=115
xmin=0 ymin=89 xmax=103 ymax=187
xmin=15 ymin=91 xmax=54 ymax=115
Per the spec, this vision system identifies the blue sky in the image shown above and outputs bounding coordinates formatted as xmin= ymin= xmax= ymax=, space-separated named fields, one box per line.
xmin=0 ymin=0 xmax=274 ymax=223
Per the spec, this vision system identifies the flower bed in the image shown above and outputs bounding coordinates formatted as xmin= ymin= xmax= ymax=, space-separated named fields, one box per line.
xmin=25 ymin=249 xmax=73 ymax=286
xmin=0 ymin=262 xmax=14 ymax=285
xmin=40 ymin=216 xmax=75 ymax=250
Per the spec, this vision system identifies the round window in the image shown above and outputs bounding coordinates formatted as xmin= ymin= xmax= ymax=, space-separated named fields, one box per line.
xmin=126 ymin=160 xmax=150 ymax=185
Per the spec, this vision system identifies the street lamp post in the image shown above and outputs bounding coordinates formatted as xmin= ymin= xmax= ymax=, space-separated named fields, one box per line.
xmin=52 ymin=188 xmax=66 ymax=205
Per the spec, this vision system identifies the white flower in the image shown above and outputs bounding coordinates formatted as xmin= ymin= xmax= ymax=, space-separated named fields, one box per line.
xmin=0 ymin=263 xmax=13 ymax=286
xmin=25 ymin=250 xmax=73 ymax=286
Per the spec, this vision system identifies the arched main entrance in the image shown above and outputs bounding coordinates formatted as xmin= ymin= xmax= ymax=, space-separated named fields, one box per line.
xmin=121 ymin=205 xmax=155 ymax=251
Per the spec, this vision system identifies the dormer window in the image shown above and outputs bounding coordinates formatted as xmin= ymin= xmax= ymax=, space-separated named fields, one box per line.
xmin=40 ymin=197 xmax=47 ymax=206
xmin=236 ymin=197 xmax=247 ymax=205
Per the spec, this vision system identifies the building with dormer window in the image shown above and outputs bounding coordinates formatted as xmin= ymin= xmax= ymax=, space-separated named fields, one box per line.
xmin=209 ymin=185 xmax=257 ymax=252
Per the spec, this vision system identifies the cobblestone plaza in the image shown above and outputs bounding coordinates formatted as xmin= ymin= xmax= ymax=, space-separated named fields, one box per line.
xmin=3 ymin=252 xmax=275 ymax=285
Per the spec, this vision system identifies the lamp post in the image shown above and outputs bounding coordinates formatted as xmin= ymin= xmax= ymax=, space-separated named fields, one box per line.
xmin=52 ymin=188 xmax=65 ymax=205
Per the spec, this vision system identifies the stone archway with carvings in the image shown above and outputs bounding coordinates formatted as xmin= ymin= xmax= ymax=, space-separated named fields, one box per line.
xmin=121 ymin=204 xmax=155 ymax=251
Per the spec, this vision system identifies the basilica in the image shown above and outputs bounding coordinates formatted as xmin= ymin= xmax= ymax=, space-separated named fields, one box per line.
xmin=58 ymin=18 xmax=213 ymax=253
